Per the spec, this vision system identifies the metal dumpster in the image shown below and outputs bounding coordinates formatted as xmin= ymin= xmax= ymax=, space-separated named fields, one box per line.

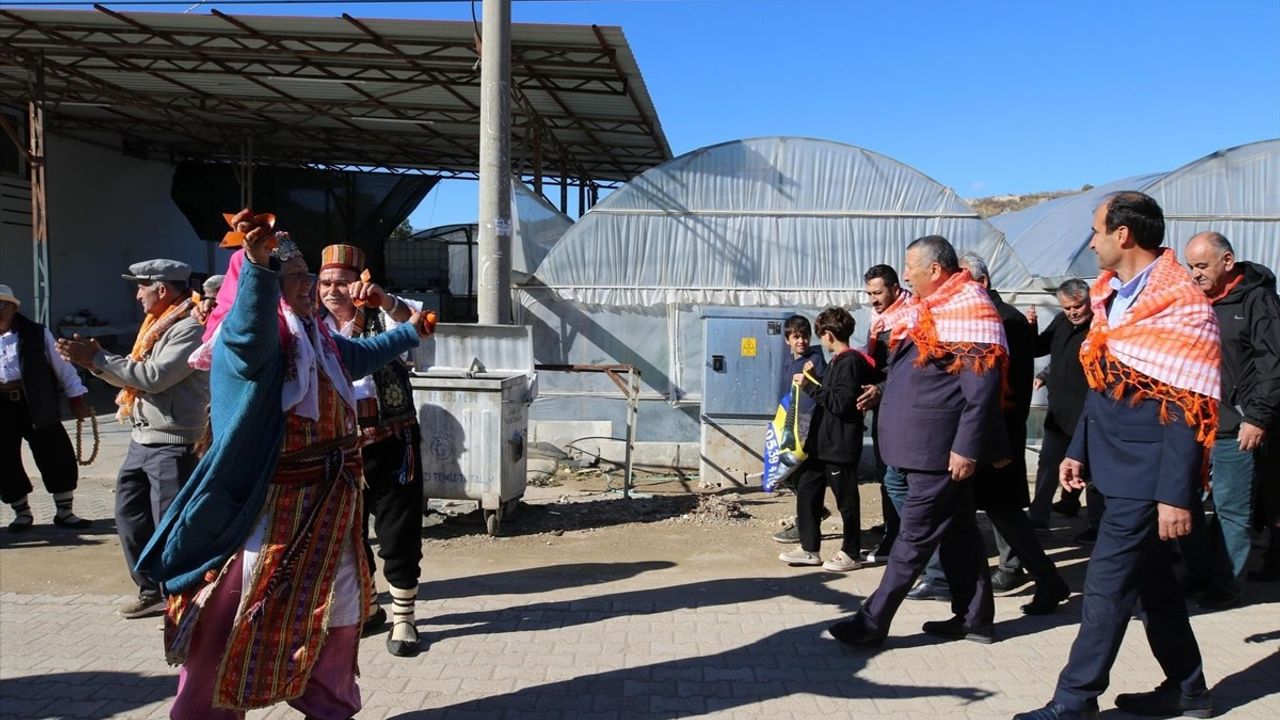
xmin=410 ymin=324 xmax=537 ymax=535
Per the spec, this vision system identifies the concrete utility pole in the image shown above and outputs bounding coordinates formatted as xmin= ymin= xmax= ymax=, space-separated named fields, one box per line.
xmin=476 ymin=0 xmax=513 ymax=325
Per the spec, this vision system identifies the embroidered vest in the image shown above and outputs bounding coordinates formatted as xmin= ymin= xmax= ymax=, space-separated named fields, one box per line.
xmin=358 ymin=308 xmax=417 ymax=429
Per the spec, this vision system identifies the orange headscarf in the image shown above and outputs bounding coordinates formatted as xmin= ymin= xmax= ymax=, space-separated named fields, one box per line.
xmin=1079 ymin=249 xmax=1221 ymax=478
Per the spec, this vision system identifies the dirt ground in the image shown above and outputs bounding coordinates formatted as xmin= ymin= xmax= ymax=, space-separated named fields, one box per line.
xmin=0 ymin=468 xmax=891 ymax=596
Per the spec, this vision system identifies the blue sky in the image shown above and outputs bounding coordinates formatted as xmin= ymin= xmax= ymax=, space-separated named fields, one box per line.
xmin=22 ymin=1 xmax=1280 ymax=228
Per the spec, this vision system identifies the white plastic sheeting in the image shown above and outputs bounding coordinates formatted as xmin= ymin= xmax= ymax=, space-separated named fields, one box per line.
xmin=994 ymin=139 xmax=1280 ymax=283
xmin=533 ymin=136 xmax=1034 ymax=307
xmin=511 ymin=180 xmax=573 ymax=282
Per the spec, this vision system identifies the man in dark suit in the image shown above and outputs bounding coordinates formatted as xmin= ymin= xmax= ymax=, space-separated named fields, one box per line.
xmin=960 ymin=253 xmax=1071 ymax=614
xmin=1016 ymin=192 xmax=1219 ymax=720
xmin=828 ymin=235 xmax=1009 ymax=647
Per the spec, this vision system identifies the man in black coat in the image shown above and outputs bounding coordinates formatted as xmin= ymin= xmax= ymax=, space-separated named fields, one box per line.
xmin=962 ymin=254 xmax=1071 ymax=613
xmin=1181 ymin=232 xmax=1280 ymax=607
xmin=1026 ymin=279 xmax=1098 ymax=539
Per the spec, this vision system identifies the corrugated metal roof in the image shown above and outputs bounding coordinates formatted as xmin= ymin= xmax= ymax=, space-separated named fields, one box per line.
xmin=0 ymin=8 xmax=671 ymax=184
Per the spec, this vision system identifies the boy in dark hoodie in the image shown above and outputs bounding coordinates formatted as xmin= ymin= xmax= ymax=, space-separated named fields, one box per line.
xmin=778 ymin=307 xmax=878 ymax=572
xmin=771 ymin=316 xmax=828 ymax=543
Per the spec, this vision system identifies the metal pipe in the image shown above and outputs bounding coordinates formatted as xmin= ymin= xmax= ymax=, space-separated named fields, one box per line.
xmin=476 ymin=0 xmax=512 ymax=325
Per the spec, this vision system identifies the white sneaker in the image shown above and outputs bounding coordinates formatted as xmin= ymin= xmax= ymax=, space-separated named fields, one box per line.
xmin=823 ymin=551 xmax=863 ymax=573
xmin=778 ymin=549 xmax=822 ymax=566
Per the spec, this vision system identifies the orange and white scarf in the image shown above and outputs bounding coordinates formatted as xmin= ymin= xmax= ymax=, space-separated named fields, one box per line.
xmin=865 ymin=289 xmax=913 ymax=364
xmin=116 ymin=296 xmax=195 ymax=422
xmin=1079 ymin=248 xmax=1221 ymax=452
xmin=888 ymin=270 xmax=1007 ymax=375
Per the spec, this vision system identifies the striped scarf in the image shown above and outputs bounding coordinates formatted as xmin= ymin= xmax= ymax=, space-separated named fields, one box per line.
xmin=116 ymin=297 xmax=195 ymax=422
xmin=865 ymin=289 xmax=913 ymax=364
xmin=1080 ymin=248 xmax=1221 ymax=458
xmin=889 ymin=270 xmax=1008 ymax=375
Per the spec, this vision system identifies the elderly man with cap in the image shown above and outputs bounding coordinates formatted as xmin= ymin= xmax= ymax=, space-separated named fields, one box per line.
xmin=58 ymin=258 xmax=209 ymax=619
xmin=191 ymin=274 xmax=224 ymax=326
xmin=317 ymin=242 xmax=426 ymax=657
xmin=1 ymin=283 xmax=94 ymax=532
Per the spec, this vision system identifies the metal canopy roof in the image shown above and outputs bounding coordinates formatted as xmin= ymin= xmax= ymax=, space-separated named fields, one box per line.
xmin=0 ymin=7 xmax=672 ymax=184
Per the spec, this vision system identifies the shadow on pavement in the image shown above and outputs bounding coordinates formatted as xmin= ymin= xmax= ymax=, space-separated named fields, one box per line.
xmin=391 ymin=614 xmax=993 ymax=719
xmin=1210 ymin=648 xmax=1280 ymax=714
xmin=419 ymin=570 xmax=862 ymax=644
xmin=418 ymin=560 xmax=677 ymax=601
xmin=0 ymin=670 xmax=173 ymax=718
xmin=0 ymin=518 xmax=118 ymax=549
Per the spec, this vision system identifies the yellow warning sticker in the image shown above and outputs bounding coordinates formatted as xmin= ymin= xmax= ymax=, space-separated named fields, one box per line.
xmin=741 ymin=337 xmax=757 ymax=357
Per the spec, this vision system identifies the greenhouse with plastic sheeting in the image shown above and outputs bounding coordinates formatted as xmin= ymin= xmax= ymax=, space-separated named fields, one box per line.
xmin=517 ymin=136 xmax=1034 ymax=478
xmin=994 ymin=139 xmax=1280 ymax=287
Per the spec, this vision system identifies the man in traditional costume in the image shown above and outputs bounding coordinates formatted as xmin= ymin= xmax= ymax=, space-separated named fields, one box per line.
xmin=0 ymin=283 xmax=94 ymax=532
xmin=1015 ymin=192 xmax=1219 ymax=720
xmin=318 ymin=243 xmax=426 ymax=657
xmin=59 ymin=259 xmax=208 ymax=619
xmin=136 ymin=212 xmax=433 ymax=719
xmin=829 ymin=235 xmax=1009 ymax=647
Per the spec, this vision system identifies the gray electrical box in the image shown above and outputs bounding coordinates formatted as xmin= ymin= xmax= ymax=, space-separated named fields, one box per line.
xmin=701 ymin=307 xmax=794 ymax=418
xmin=699 ymin=307 xmax=800 ymax=487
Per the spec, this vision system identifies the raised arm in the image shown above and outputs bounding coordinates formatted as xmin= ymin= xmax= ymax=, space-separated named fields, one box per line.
xmin=91 ymin=320 xmax=203 ymax=393
xmin=217 ymin=258 xmax=284 ymax=379
xmin=334 ymin=322 xmax=421 ymax=380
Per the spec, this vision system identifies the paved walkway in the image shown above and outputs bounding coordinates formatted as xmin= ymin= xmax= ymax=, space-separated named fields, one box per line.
xmin=1 ymin=419 xmax=1277 ymax=719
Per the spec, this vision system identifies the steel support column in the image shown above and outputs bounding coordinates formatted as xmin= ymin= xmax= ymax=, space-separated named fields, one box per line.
xmin=28 ymin=55 xmax=50 ymax=326
xmin=476 ymin=0 xmax=513 ymax=325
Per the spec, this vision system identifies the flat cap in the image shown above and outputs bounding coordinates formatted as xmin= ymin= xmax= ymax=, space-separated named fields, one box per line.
xmin=202 ymin=274 xmax=225 ymax=296
xmin=122 ymin=259 xmax=191 ymax=284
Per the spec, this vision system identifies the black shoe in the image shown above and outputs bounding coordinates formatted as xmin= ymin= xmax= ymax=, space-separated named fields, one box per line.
xmin=1051 ymin=500 xmax=1081 ymax=518
xmin=1013 ymin=701 xmax=1100 ymax=720
xmin=828 ymin=616 xmax=886 ymax=648
xmin=921 ymin=616 xmax=995 ymax=644
xmin=1021 ymin=579 xmax=1071 ymax=615
xmin=906 ymin=579 xmax=951 ymax=602
xmin=386 ymin=621 xmax=422 ymax=657
xmin=859 ymin=545 xmax=890 ymax=566
xmin=1197 ymin=586 xmax=1241 ymax=610
xmin=1072 ymin=527 xmax=1098 ymax=545
xmin=7 ymin=516 xmax=33 ymax=533
xmin=1114 ymin=682 xmax=1213 ymax=718
xmin=52 ymin=514 xmax=92 ymax=529
xmin=362 ymin=605 xmax=388 ymax=636
xmin=992 ymin=567 xmax=1029 ymax=593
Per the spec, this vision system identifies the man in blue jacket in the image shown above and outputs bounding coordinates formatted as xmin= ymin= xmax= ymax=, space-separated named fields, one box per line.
xmin=1016 ymin=192 xmax=1220 ymax=720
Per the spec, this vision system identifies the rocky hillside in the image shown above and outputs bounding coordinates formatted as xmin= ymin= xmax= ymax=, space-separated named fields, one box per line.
xmin=968 ymin=185 xmax=1093 ymax=218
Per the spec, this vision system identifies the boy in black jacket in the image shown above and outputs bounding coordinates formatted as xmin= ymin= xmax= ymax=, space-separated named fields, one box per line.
xmin=778 ymin=307 xmax=878 ymax=572
xmin=771 ymin=315 xmax=829 ymax=543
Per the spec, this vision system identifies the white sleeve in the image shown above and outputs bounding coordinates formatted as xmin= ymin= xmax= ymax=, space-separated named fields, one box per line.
xmin=43 ymin=328 xmax=88 ymax=398
xmin=381 ymin=295 xmax=424 ymax=329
